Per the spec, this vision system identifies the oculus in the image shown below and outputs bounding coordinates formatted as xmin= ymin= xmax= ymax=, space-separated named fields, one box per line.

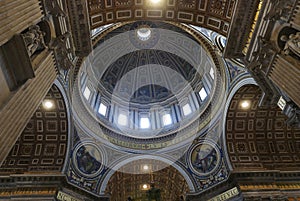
xmin=137 ymin=26 xmax=152 ymax=41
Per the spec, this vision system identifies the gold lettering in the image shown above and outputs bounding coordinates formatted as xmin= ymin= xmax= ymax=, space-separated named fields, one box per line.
xmin=208 ymin=187 xmax=239 ymax=201
xmin=57 ymin=191 xmax=80 ymax=201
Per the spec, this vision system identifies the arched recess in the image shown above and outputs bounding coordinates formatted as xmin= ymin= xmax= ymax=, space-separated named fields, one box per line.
xmin=225 ymin=84 xmax=300 ymax=172
xmin=37 ymin=19 xmax=55 ymax=47
xmin=87 ymin=0 xmax=236 ymax=36
xmin=103 ymin=157 xmax=191 ymax=201
xmin=100 ymin=155 xmax=195 ymax=195
xmin=0 ymin=83 xmax=69 ymax=174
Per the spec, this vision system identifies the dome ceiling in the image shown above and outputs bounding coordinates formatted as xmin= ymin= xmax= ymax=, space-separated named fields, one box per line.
xmin=66 ymin=21 xmax=229 ymax=197
xmin=101 ymin=49 xmax=197 ymax=104
xmin=72 ymin=21 xmax=226 ymax=150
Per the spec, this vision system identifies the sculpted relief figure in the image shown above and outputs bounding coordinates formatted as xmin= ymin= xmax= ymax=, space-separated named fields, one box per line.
xmin=51 ymin=32 xmax=74 ymax=69
xmin=45 ymin=0 xmax=66 ymax=17
xmin=22 ymin=25 xmax=46 ymax=56
xmin=281 ymin=32 xmax=300 ymax=58
xmin=264 ymin=0 xmax=294 ymax=21
xmin=249 ymin=36 xmax=273 ymax=70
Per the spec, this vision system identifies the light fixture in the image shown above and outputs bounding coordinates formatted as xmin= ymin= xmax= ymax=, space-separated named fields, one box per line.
xmin=150 ymin=0 xmax=161 ymax=4
xmin=143 ymin=165 xmax=149 ymax=171
xmin=42 ymin=100 xmax=54 ymax=110
xmin=241 ymin=100 xmax=250 ymax=109
xmin=142 ymin=184 xmax=148 ymax=189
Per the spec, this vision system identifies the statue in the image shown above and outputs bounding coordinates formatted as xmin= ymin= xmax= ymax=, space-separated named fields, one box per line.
xmin=126 ymin=196 xmax=133 ymax=201
xmin=280 ymin=32 xmax=300 ymax=58
xmin=284 ymin=103 xmax=300 ymax=128
xmin=45 ymin=0 xmax=66 ymax=17
xmin=22 ymin=25 xmax=46 ymax=56
xmin=146 ymin=183 xmax=161 ymax=201
xmin=51 ymin=32 xmax=75 ymax=70
xmin=264 ymin=0 xmax=294 ymax=21
xmin=251 ymin=36 xmax=273 ymax=67
xmin=246 ymin=35 xmax=273 ymax=80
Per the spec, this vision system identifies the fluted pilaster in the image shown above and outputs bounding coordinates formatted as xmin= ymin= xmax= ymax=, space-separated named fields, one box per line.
xmin=0 ymin=51 xmax=57 ymax=165
xmin=0 ymin=0 xmax=43 ymax=46
xmin=269 ymin=54 xmax=300 ymax=107
xmin=291 ymin=1 xmax=300 ymax=29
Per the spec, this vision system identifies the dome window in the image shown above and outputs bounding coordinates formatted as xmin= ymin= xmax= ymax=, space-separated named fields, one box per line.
xmin=199 ymin=87 xmax=208 ymax=101
xmin=118 ymin=113 xmax=128 ymax=126
xmin=140 ymin=117 xmax=150 ymax=129
xmin=209 ymin=67 xmax=215 ymax=79
xmin=162 ymin=113 xmax=172 ymax=126
xmin=83 ymin=86 xmax=91 ymax=100
xmin=98 ymin=103 xmax=107 ymax=116
xmin=182 ymin=103 xmax=192 ymax=116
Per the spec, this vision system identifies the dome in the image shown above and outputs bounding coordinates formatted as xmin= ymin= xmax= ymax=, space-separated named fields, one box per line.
xmin=72 ymin=21 xmax=226 ymax=150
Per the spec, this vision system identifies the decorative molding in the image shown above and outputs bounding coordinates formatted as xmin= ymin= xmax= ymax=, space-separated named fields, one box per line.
xmin=224 ymin=0 xmax=261 ymax=58
xmin=66 ymin=0 xmax=92 ymax=57
xmin=87 ymin=0 xmax=235 ymax=36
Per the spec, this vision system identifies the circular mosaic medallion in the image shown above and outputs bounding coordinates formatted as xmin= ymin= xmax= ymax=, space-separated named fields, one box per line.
xmin=189 ymin=141 xmax=221 ymax=176
xmin=73 ymin=143 xmax=103 ymax=177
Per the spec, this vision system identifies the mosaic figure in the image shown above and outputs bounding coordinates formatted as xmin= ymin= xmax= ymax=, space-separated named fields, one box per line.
xmin=191 ymin=143 xmax=219 ymax=174
xmin=76 ymin=145 xmax=101 ymax=175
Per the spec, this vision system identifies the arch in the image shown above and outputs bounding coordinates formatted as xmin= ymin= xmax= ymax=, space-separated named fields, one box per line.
xmin=54 ymin=79 xmax=72 ymax=173
xmin=222 ymin=76 xmax=257 ymax=171
xmin=0 ymin=83 xmax=69 ymax=174
xmin=37 ymin=19 xmax=55 ymax=46
xmin=224 ymin=84 xmax=300 ymax=172
xmin=99 ymin=155 xmax=196 ymax=194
